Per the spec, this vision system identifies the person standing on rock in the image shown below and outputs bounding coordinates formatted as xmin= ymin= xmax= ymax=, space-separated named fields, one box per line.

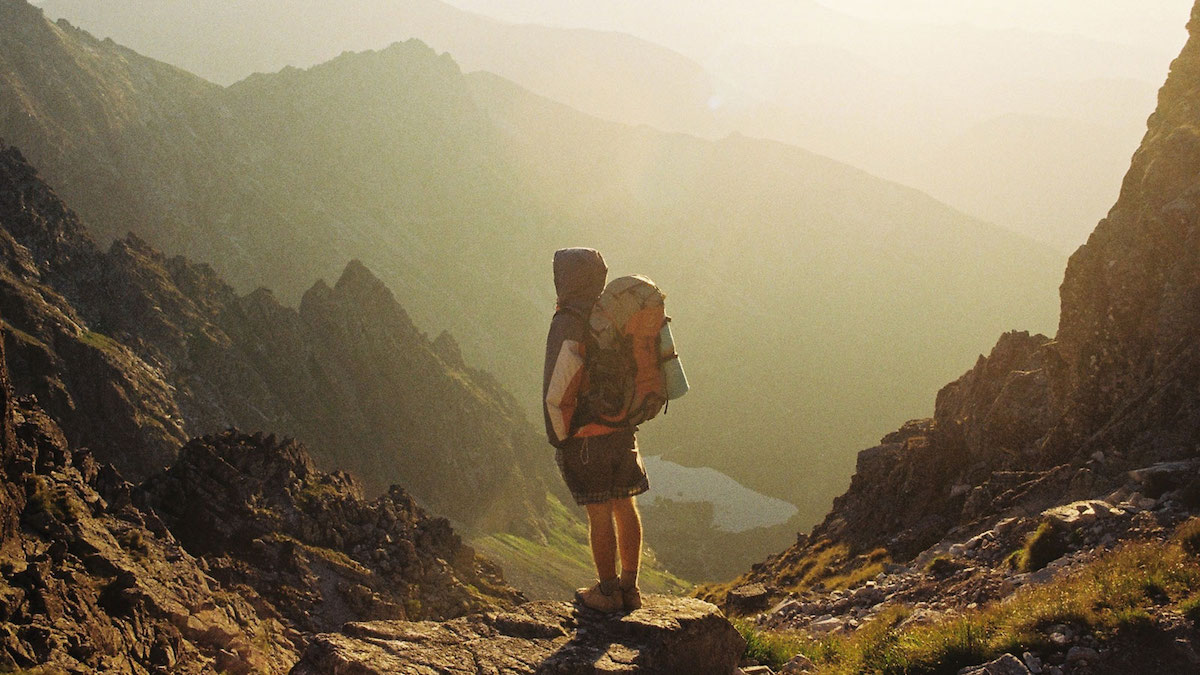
xmin=543 ymin=247 xmax=648 ymax=612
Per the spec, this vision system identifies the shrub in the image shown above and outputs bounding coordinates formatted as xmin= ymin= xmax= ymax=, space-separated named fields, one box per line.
xmin=1012 ymin=522 xmax=1068 ymax=573
xmin=1174 ymin=518 xmax=1200 ymax=556
xmin=925 ymin=555 xmax=966 ymax=578
xmin=25 ymin=475 xmax=83 ymax=522
xmin=117 ymin=529 xmax=151 ymax=559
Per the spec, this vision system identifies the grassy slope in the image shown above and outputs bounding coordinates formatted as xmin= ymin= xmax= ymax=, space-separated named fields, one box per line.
xmin=735 ymin=519 xmax=1200 ymax=673
xmin=473 ymin=494 xmax=691 ymax=601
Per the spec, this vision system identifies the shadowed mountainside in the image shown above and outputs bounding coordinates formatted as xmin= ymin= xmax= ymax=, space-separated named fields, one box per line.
xmin=0 ymin=334 xmax=528 ymax=671
xmin=0 ymin=140 xmax=555 ymax=535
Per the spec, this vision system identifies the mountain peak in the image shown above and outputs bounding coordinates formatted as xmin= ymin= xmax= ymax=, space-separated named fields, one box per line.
xmin=334 ymin=258 xmax=385 ymax=293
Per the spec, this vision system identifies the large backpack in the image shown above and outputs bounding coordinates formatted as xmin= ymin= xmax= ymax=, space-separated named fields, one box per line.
xmin=580 ymin=275 xmax=684 ymax=428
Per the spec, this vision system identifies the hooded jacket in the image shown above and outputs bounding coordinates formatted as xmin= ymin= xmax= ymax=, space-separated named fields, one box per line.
xmin=542 ymin=248 xmax=611 ymax=447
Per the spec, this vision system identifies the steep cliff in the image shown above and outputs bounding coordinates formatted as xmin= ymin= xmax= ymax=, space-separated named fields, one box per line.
xmin=707 ymin=10 xmax=1200 ymax=673
xmin=729 ymin=0 xmax=1200 ymax=610
xmin=137 ymin=430 xmax=522 ymax=631
xmin=0 ymin=337 xmax=301 ymax=673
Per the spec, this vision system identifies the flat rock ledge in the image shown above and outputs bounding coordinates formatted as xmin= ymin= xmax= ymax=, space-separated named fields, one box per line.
xmin=290 ymin=595 xmax=746 ymax=674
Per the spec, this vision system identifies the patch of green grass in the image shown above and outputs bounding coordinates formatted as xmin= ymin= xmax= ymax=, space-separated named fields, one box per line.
xmin=698 ymin=542 xmax=890 ymax=607
xmin=25 ymin=475 xmax=83 ymax=523
xmin=116 ymin=529 xmax=151 ymax=559
xmin=1173 ymin=517 xmax=1200 ymax=556
xmin=272 ymin=533 xmax=366 ymax=573
xmin=734 ymin=619 xmax=817 ymax=670
xmin=473 ymin=494 xmax=690 ymax=600
xmin=295 ymin=477 xmax=342 ymax=506
xmin=824 ymin=548 xmax=891 ymax=590
xmin=78 ymin=329 xmax=122 ymax=354
xmin=925 ymin=555 xmax=965 ymax=578
xmin=746 ymin=540 xmax=1200 ymax=675
xmin=1010 ymin=522 xmax=1067 ymax=573
xmin=403 ymin=594 xmax=422 ymax=619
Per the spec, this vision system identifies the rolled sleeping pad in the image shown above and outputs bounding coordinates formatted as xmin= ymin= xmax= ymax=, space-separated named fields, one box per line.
xmin=659 ymin=320 xmax=689 ymax=400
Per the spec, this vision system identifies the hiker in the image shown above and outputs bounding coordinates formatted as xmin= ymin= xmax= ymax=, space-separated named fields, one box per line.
xmin=543 ymin=247 xmax=649 ymax=612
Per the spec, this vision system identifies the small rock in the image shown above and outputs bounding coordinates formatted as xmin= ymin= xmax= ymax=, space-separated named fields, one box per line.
xmin=768 ymin=599 xmax=801 ymax=616
xmin=810 ymin=616 xmax=843 ymax=633
xmin=1022 ymin=651 xmax=1042 ymax=674
xmin=1066 ymin=646 xmax=1099 ymax=665
xmin=780 ymin=654 xmax=816 ymax=674
xmin=728 ymin=584 xmax=772 ymax=614
xmin=958 ymin=653 xmax=1032 ymax=674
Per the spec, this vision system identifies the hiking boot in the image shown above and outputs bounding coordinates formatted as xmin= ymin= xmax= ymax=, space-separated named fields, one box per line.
xmin=575 ymin=579 xmax=623 ymax=612
xmin=621 ymin=584 xmax=642 ymax=611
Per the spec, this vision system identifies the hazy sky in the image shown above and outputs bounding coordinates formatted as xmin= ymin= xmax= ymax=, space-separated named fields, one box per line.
xmin=816 ymin=0 xmax=1191 ymax=44
xmin=444 ymin=0 xmax=1194 ymax=43
xmin=443 ymin=0 xmax=1194 ymax=73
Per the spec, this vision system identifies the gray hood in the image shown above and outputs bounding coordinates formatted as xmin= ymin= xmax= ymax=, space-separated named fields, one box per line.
xmin=553 ymin=248 xmax=607 ymax=312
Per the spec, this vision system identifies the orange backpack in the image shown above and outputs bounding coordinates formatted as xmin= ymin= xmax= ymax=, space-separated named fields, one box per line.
xmin=581 ymin=275 xmax=672 ymax=427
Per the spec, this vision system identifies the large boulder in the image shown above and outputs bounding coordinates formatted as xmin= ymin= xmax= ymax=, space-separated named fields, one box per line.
xmin=291 ymin=596 xmax=745 ymax=674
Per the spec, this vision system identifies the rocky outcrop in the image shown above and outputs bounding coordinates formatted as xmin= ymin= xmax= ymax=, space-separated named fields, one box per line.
xmin=291 ymin=596 xmax=745 ymax=675
xmin=0 ymin=141 xmax=556 ymax=535
xmin=136 ymin=430 xmax=522 ymax=633
xmin=731 ymin=0 xmax=1200 ymax=612
xmin=0 ymin=336 xmax=300 ymax=673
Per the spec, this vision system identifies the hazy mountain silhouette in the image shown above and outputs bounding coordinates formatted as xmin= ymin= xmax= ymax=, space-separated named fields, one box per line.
xmin=36 ymin=0 xmax=730 ymax=139
xmin=35 ymin=0 xmax=1168 ymax=253
xmin=0 ymin=1 xmax=1062 ymax=575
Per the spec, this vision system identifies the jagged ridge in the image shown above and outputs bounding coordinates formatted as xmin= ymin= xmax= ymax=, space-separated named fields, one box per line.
xmin=0 ymin=141 xmax=556 ymax=536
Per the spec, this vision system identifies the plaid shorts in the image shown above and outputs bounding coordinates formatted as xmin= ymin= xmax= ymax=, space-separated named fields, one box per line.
xmin=555 ymin=429 xmax=649 ymax=506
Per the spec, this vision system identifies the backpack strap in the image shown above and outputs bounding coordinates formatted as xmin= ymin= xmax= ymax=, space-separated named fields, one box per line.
xmin=555 ymin=305 xmax=587 ymax=322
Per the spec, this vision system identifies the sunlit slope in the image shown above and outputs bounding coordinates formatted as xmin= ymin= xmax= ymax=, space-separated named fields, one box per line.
xmin=0 ymin=5 xmax=1062 ymax=532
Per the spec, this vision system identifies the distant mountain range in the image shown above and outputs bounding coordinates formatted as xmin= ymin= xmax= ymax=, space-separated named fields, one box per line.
xmin=0 ymin=0 xmax=1062 ymax=574
xmin=34 ymin=0 xmax=1177 ymax=251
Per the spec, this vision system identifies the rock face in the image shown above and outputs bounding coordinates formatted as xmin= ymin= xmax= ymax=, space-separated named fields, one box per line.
xmin=136 ymin=430 xmax=522 ymax=632
xmin=733 ymin=0 xmax=1200 ymax=596
xmin=0 ymin=327 xmax=527 ymax=672
xmin=0 ymin=338 xmax=300 ymax=673
xmin=291 ymin=596 xmax=745 ymax=675
xmin=0 ymin=141 xmax=556 ymax=535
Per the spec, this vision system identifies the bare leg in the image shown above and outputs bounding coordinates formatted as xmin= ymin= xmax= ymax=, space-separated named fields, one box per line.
xmin=612 ymin=497 xmax=642 ymax=586
xmin=584 ymin=501 xmax=618 ymax=582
